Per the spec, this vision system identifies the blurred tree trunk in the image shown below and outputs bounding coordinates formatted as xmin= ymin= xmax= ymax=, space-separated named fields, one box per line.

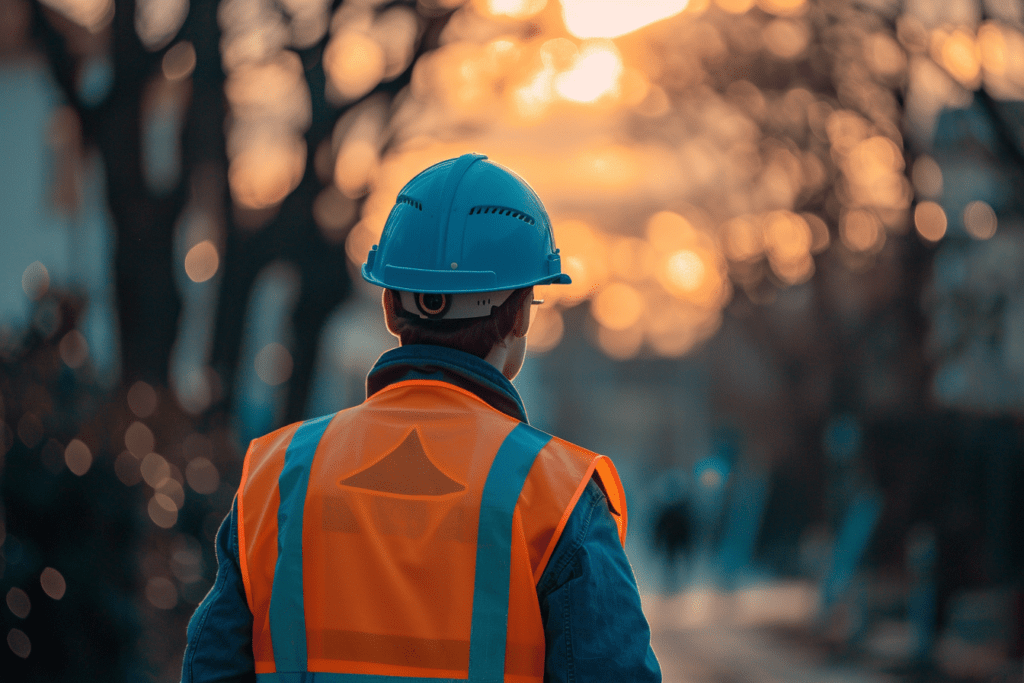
xmin=33 ymin=0 xmax=186 ymax=388
xmin=208 ymin=3 xmax=451 ymax=424
xmin=32 ymin=0 xmax=452 ymax=425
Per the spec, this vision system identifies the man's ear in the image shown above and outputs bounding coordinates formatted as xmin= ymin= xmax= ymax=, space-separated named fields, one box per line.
xmin=382 ymin=290 xmax=401 ymax=337
xmin=512 ymin=287 xmax=534 ymax=338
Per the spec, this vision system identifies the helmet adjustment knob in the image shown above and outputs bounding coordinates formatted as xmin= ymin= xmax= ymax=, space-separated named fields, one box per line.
xmin=416 ymin=293 xmax=451 ymax=319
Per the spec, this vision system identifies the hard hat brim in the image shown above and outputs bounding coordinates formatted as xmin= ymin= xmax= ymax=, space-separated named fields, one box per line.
xmin=362 ymin=264 xmax=571 ymax=294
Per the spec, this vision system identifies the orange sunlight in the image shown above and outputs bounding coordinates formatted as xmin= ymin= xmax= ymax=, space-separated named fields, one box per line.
xmin=561 ymin=0 xmax=690 ymax=39
xmin=555 ymin=41 xmax=624 ymax=103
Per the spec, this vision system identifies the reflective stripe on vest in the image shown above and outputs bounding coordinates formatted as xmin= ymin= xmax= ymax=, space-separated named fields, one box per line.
xmin=270 ymin=413 xmax=335 ymax=672
xmin=256 ymin=674 xmax=476 ymax=682
xmin=263 ymin=418 xmax=550 ymax=682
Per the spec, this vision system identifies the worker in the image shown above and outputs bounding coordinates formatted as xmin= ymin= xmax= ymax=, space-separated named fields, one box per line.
xmin=181 ymin=153 xmax=662 ymax=682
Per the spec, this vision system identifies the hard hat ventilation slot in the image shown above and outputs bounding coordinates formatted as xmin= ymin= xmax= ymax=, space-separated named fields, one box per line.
xmin=468 ymin=206 xmax=536 ymax=225
xmin=397 ymin=195 xmax=423 ymax=211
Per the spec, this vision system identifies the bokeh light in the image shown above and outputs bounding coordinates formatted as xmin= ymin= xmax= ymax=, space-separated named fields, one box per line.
xmin=844 ymin=135 xmax=910 ymax=212
xmin=6 ymin=587 xmax=30 ymax=619
xmin=64 ymin=439 xmax=92 ymax=476
xmin=978 ymin=23 xmax=1007 ymax=74
xmin=228 ymin=139 xmax=306 ymax=210
xmin=935 ymin=28 xmax=981 ymax=86
xmin=332 ymin=97 xmax=386 ymax=198
xmin=963 ymin=200 xmax=997 ymax=240
xmin=222 ymin=46 xmax=310 ymax=214
xmin=7 ymin=628 xmax=30 ymax=659
xmin=592 ymin=283 xmax=644 ymax=331
xmin=184 ymin=240 xmax=220 ymax=283
xmin=185 ymin=457 xmax=220 ymax=494
xmin=723 ymin=216 xmax=762 ymax=262
xmin=21 ymin=262 xmax=49 ymax=300
xmin=115 ymin=451 xmax=143 ymax=486
xmin=162 ymin=42 xmax=197 ymax=81
xmin=804 ymin=214 xmax=830 ymax=254
xmin=159 ymin=478 xmax=186 ymax=510
xmin=255 ymin=342 xmax=294 ymax=386
xmin=125 ymin=422 xmax=156 ymax=458
xmin=145 ymin=577 xmax=178 ymax=609
xmin=224 ymin=51 xmax=309 ymax=123
xmin=127 ymin=381 xmax=158 ymax=418
xmin=141 ymin=452 xmax=171 ymax=489
xmin=841 ymin=209 xmax=884 ymax=253
xmin=703 ymin=467 xmax=725 ymax=489
xmin=148 ymin=495 xmax=178 ymax=528
xmin=38 ymin=0 xmax=112 ymax=33
xmin=324 ymin=32 xmax=387 ymax=102
xmin=912 ymin=156 xmax=943 ymax=199
xmin=135 ymin=0 xmax=188 ymax=50
xmin=59 ymin=330 xmax=89 ymax=369
xmin=763 ymin=19 xmax=810 ymax=60
xmin=914 ymin=201 xmax=947 ymax=242
xmin=664 ymin=251 xmax=707 ymax=293
xmin=40 ymin=568 xmax=67 ymax=601
xmin=864 ymin=32 xmax=907 ymax=79
xmin=771 ymin=252 xmax=814 ymax=284
xmin=764 ymin=211 xmax=813 ymax=283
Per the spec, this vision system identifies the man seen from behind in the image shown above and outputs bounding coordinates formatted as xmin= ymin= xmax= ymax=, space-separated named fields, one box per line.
xmin=181 ymin=153 xmax=662 ymax=682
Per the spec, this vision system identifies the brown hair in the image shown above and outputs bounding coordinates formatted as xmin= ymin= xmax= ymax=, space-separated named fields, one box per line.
xmin=386 ymin=287 xmax=533 ymax=359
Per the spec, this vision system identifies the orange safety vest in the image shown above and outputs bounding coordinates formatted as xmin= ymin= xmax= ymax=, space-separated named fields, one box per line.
xmin=237 ymin=379 xmax=626 ymax=682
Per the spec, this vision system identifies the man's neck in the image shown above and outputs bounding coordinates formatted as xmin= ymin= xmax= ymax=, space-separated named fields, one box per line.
xmin=483 ymin=333 xmax=524 ymax=381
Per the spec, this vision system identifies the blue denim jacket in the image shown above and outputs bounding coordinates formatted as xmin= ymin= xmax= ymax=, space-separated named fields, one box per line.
xmin=181 ymin=345 xmax=661 ymax=683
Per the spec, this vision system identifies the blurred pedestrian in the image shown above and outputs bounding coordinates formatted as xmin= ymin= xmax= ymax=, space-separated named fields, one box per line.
xmin=180 ymin=154 xmax=661 ymax=682
xmin=653 ymin=497 xmax=694 ymax=592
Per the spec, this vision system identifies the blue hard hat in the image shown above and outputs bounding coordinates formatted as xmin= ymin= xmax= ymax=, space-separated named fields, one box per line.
xmin=362 ymin=153 xmax=572 ymax=294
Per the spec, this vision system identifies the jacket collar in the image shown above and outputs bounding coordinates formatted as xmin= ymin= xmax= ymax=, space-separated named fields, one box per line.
xmin=366 ymin=344 xmax=528 ymax=423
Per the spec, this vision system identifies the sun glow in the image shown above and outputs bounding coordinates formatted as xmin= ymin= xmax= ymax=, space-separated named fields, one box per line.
xmin=561 ymin=0 xmax=690 ymax=39
xmin=592 ymin=283 xmax=644 ymax=331
xmin=555 ymin=41 xmax=623 ymax=103
xmin=664 ymin=250 xmax=706 ymax=293
xmin=513 ymin=63 xmax=557 ymax=119
xmin=481 ymin=0 xmax=547 ymax=19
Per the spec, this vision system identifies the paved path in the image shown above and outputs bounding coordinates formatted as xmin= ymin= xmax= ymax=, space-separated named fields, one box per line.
xmin=644 ymin=591 xmax=895 ymax=683
xmin=651 ymin=625 xmax=895 ymax=683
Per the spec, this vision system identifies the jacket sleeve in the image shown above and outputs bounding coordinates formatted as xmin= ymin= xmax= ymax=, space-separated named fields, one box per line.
xmin=180 ymin=497 xmax=256 ymax=683
xmin=537 ymin=479 xmax=662 ymax=683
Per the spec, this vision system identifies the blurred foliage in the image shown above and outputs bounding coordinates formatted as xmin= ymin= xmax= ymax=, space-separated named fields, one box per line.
xmin=348 ymin=0 xmax=1024 ymax=362
xmin=1 ymin=293 xmax=145 ymax=679
xmin=16 ymin=0 xmax=1024 ymax=405
xmin=0 ymin=291 xmax=242 ymax=680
